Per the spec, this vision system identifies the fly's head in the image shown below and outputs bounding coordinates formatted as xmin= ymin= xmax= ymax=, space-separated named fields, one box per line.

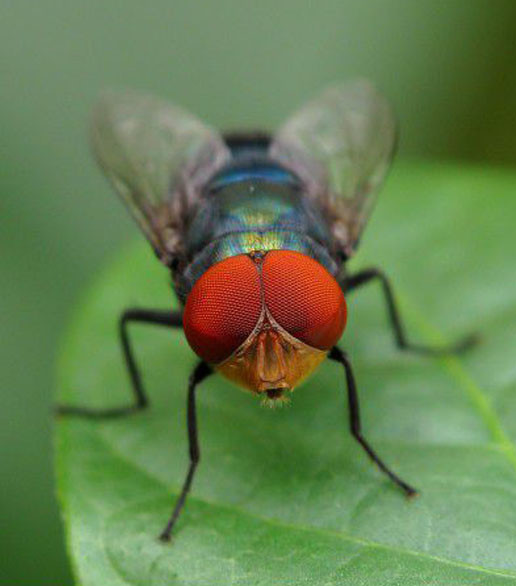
xmin=182 ymin=251 xmax=347 ymax=403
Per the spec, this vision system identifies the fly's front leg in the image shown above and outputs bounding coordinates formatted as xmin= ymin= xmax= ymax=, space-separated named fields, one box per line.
xmin=329 ymin=346 xmax=417 ymax=497
xmin=159 ymin=361 xmax=213 ymax=542
xmin=343 ymin=268 xmax=477 ymax=355
xmin=56 ymin=308 xmax=183 ymax=419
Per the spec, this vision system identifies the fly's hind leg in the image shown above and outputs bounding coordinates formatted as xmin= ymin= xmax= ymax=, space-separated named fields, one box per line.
xmin=329 ymin=346 xmax=417 ymax=496
xmin=56 ymin=308 xmax=183 ymax=419
xmin=343 ymin=268 xmax=477 ymax=356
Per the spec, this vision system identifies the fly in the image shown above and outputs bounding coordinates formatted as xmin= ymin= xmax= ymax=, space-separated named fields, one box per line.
xmin=58 ymin=81 xmax=476 ymax=541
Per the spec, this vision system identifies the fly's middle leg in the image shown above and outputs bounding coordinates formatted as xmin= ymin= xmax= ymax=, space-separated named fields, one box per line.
xmin=342 ymin=268 xmax=477 ymax=355
xmin=56 ymin=308 xmax=183 ymax=419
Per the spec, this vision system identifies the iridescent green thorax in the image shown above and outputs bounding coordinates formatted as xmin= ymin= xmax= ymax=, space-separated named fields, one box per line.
xmin=175 ymin=161 xmax=337 ymax=302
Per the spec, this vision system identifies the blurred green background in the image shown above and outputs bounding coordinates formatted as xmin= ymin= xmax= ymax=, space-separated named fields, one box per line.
xmin=2 ymin=1 xmax=516 ymax=583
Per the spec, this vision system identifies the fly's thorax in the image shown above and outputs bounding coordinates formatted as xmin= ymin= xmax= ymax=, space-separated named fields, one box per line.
xmin=182 ymin=250 xmax=347 ymax=400
xmin=174 ymin=178 xmax=337 ymax=302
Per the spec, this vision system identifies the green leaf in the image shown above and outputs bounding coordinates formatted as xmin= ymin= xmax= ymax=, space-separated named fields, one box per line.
xmin=56 ymin=161 xmax=516 ymax=585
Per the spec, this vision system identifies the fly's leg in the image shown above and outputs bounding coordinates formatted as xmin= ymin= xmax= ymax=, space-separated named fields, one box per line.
xmin=329 ymin=346 xmax=417 ymax=496
xmin=56 ymin=308 xmax=183 ymax=419
xmin=343 ymin=268 xmax=477 ymax=355
xmin=159 ymin=361 xmax=212 ymax=542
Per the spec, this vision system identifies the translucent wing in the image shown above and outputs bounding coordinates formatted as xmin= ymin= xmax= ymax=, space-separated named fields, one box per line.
xmin=91 ymin=90 xmax=230 ymax=265
xmin=270 ymin=80 xmax=396 ymax=257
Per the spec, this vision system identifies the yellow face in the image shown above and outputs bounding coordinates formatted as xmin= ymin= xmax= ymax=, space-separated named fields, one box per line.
xmin=216 ymin=310 xmax=327 ymax=401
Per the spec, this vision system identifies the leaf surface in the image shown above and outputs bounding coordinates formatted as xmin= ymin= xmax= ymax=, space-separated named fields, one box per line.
xmin=56 ymin=162 xmax=516 ymax=585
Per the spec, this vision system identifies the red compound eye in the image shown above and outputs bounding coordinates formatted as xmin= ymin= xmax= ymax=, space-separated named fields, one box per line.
xmin=183 ymin=255 xmax=262 ymax=364
xmin=262 ymin=250 xmax=347 ymax=350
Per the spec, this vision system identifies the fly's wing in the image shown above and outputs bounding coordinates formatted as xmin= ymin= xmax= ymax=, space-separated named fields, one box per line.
xmin=269 ymin=80 xmax=396 ymax=257
xmin=91 ymin=90 xmax=231 ymax=265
